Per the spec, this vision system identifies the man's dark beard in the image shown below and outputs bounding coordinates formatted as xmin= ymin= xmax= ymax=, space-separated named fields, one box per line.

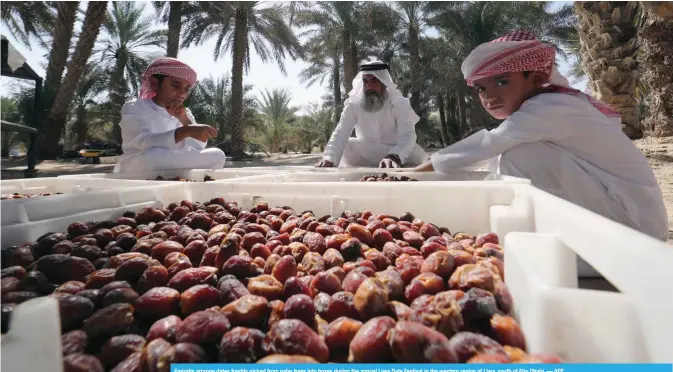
xmin=361 ymin=89 xmax=388 ymax=112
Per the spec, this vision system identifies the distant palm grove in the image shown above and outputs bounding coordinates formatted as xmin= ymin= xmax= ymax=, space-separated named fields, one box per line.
xmin=1 ymin=1 xmax=672 ymax=159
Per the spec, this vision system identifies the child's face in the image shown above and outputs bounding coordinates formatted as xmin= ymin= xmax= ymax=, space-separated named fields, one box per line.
xmin=473 ymin=72 xmax=545 ymax=120
xmin=151 ymin=76 xmax=193 ymax=108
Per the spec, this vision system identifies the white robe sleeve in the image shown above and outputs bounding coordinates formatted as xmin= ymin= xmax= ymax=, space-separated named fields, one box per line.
xmin=119 ymin=104 xmax=181 ymax=152
xmin=322 ymin=102 xmax=358 ymax=164
xmin=389 ymin=98 xmax=420 ymax=163
xmin=183 ymin=108 xmax=207 ymax=150
xmin=430 ymin=96 xmax=572 ymax=173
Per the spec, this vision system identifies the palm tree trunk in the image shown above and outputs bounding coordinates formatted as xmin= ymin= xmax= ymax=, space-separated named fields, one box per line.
xmin=331 ymin=52 xmax=342 ymax=138
xmin=41 ymin=1 xmax=107 ymax=159
xmin=349 ymin=37 xmax=358 ymax=83
xmin=457 ymin=89 xmax=467 ymax=133
xmin=230 ymin=6 xmax=248 ymax=158
xmin=575 ymin=2 xmax=642 ymax=138
xmin=408 ymin=22 xmax=422 ymax=116
xmin=43 ymin=2 xmax=79 ymax=108
xmin=342 ymin=29 xmax=354 ymax=93
xmin=166 ymin=1 xmax=182 ymax=58
xmin=75 ymin=105 xmax=87 ymax=144
xmin=639 ymin=2 xmax=673 ymax=136
xmin=110 ymin=51 xmax=127 ymax=143
xmin=436 ymin=94 xmax=448 ymax=147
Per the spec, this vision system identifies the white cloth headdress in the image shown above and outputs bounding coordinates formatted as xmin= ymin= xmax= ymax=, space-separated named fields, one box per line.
xmin=344 ymin=61 xmax=405 ymax=105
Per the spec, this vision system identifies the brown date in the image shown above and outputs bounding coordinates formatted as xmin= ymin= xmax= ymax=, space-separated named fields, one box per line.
xmin=219 ymin=327 xmax=266 ymax=363
xmin=33 ymin=254 xmax=95 ymax=283
xmin=247 ymin=274 xmax=284 ymax=301
xmin=135 ymin=265 xmax=169 ymax=294
xmin=110 ymin=352 xmax=142 ymax=372
xmin=102 ymin=287 xmax=140 ymax=307
xmin=387 ymin=321 xmax=458 ymax=363
xmin=142 ymin=338 xmax=176 ymax=372
xmin=175 ymin=310 xmax=231 ymax=344
xmin=325 ymin=291 xmax=359 ymax=322
xmin=100 ymin=334 xmax=147 ymax=368
xmin=114 ymin=257 xmax=151 ymax=284
xmin=323 ymin=248 xmax=344 ymax=269
xmin=146 ymin=315 xmax=182 ymax=343
xmin=449 ymin=264 xmax=496 ymax=292
xmin=220 ymin=295 xmax=270 ymax=328
xmin=63 ymin=353 xmax=104 ymax=372
xmin=263 ymin=319 xmax=329 ymax=363
xmin=282 ymin=276 xmax=312 ymax=300
xmin=85 ymin=268 xmax=117 ymax=289
xmin=310 ymin=271 xmax=342 ymax=295
xmin=134 ymin=287 xmax=180 ymax=320
xmin=283 ymin=294 xmax=316 ymax=327
xmin=151 ymin=241 xmax=184 ymax=263
xmin=1 ymin=277 xmax=20 ymax=293
xmin=342 ymin=271 xmax=368 ymax=294
xmin=82 ymin=303 xmax=134 ymax=340
xmin=183 ymin=240 xmax=208 ymax=266
xmin=174 ymin=343 xmax=208 ymax=363
xmin=490 ymin=314 xmax=527 ymax=350
xmin=218 ymin=276 xmax=250 ymax=304
xmin=1 ymin=266 xmax=27 ymax=279
xmin=447 ymin=331 xmax=508 ymax=363
xmin=168 ymin=267 xmax=218 ymax=293
xmin=325 ymin=316 xmax=363 ymax=356
xmin=181 ymin=284 xmax=221 ymax=315
xmin=57 ymin=294 xmax=95 ymax=332
xmin=221 ymin=255 xmax=262 ymax=278
xmin=354 ymin=278 xmax=389 ymax=320
xmin=348 ymin=316 xmax=396 ymax=362
xmin=62 ymin=330 xmax=89 ymax=355
xmin=271 ymin=255 xmax=297 ymax=284
xmin=467 ymin=353 xmax=511 ymax=363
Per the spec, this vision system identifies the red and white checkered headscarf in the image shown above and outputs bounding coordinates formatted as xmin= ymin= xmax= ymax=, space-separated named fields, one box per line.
xmin=138 ymin=57 xmax=197 ymax=99
xmin=462 ymin=31 xmax=619 ymax=118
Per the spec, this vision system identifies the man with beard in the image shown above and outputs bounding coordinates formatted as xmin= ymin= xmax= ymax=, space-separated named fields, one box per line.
xmin=316 ymin=61 xmax=428 ymax=168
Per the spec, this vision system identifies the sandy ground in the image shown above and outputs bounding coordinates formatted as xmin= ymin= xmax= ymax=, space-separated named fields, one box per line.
xmin=3 ymin=143 xmax=673 ymax=239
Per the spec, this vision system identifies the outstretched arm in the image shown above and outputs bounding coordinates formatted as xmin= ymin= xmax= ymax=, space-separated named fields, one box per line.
xmin=320 ymin=103 xmax=358 ymax=166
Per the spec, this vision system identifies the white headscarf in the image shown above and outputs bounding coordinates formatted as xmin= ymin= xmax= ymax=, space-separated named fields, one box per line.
xmin=344 ymin=61 xmax=406 ymax=106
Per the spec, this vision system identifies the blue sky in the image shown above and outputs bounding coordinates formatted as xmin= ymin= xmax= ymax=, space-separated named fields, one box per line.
xmin=1 ymin=1 xmax=583 ymax=113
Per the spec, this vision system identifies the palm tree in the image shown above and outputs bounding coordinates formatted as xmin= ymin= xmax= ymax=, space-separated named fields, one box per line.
xmin=298 ymin=29 xmax=344 ymax=132
xmin=638 ymin=2 xmax=673 ymax=137
xmin=388 ymin=2 xmax=428 ymax=117
xmin=258 ymin=88 xmax=297 ymax=153
xmin=153 ymin=1 xmax=192 ymax=57
xmin=186 ymin=75 xmax=261 ymax=144
xmin=42 ymin=2 xmax=79 ymax=107
xmin=0 ymin=2 xmax=55 ymax=49
xmin=69 ymin=66 xmax=107 ymax=145
xmin=41 ymin=1 xmax=108 ymax=159
xmin=574 ymin=2 xmax=641 ymax=138
xmin=1 ymin=97 xmax=27 ymax=157
xmin=181 ymin=2 xmax=302 ymax=158
xmin=294 ymin=2 xmax=395 ymax=94
xmin=96 ymin=1 xmax=166 ymax=142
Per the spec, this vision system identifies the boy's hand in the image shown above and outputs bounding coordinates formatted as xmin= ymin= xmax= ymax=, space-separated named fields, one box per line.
xmin=175 ymin=124 xmax=217 ymax=143
xmin=166 ymin=100 xmax=192 ymax=125
xmin=316 ymin=159 xmax=335 ymax=168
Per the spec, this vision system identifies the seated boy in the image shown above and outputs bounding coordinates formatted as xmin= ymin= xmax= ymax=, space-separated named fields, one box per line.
xmin=114 ymin=57 xmax=226 ymax=173
xmin=414 ymin=31 xmax=668 ymax=241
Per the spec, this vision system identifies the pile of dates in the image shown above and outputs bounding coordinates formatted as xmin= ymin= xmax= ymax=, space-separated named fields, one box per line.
xmin=154 ymin=175 xmax=215 ymax=182
xmin=1 ymin=192 xmax=64 ymax=200
xmin=1 ymin=199 xmax=562 ymax=371
xmin=359 ymin=173 xmax=418 ymax=182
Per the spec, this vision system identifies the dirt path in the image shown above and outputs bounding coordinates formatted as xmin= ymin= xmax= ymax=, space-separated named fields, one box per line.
xmin=634 ymin=138 xmax=673 ymax=239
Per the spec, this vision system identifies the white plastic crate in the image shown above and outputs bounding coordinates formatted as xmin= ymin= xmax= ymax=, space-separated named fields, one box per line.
xmin=57 ymin=168 xmax=291 ymax=181
xmin=225 ymin=170 xmax=531 ymax=183
xmin=1 ymin=182 xmax=670 ymax=363
xmin=0 ymin=178 xmax=178 ymax=226
xmin=0 ymin=182 xmax=188 ymax=246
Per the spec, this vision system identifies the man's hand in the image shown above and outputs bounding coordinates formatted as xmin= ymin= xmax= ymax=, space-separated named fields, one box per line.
xmin=379 ymin=154 xmax=401 ymax=168
xmin=175 ymin=124 xmax=217 ymax=143
xmin=316 ymin=159 xmax=335 ymax=168
xmin=166 ymin=100 xmax=192 ymax=125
